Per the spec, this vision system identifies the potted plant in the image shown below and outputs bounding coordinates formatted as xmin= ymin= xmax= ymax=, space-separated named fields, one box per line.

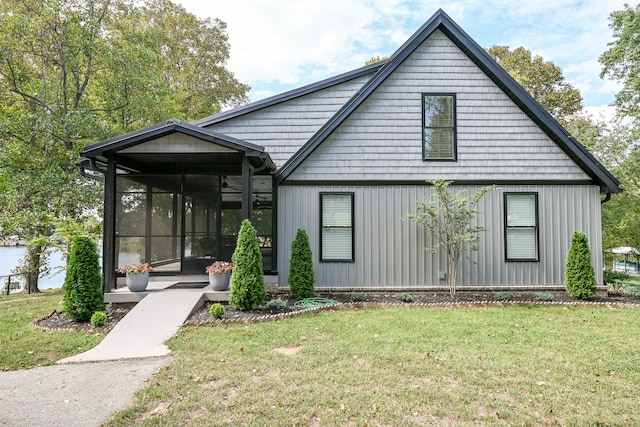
xmin=206 ymin=261 xmax=233 ymax=291
xmin=116 ymin=263 xmax=153 ymax=292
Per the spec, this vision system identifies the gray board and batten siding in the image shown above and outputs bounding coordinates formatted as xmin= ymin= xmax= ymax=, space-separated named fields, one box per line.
xmin=288 ymin=30 xmax=589 ymax=182
xmin=274 ymin=28 xmax=604 ymax=289
xmin=194 ymin=11 xmax=612 ymax=290
xmin=278 ymin=185 xmax=603 ymax=289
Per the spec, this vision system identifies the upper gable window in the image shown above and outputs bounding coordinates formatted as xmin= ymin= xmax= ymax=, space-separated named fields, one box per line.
xmin=422 ymin=94 xmax=456 ymax=161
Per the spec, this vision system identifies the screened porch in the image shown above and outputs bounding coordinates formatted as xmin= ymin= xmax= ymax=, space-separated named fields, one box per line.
xmin=80 ymin=120 xmax=276 ymax=292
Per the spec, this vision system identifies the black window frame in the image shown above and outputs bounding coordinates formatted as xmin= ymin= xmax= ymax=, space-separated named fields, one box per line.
xmin=504 ymin=192 xmax=539 ymax=262
xmin=422 ymin=93 xmax=457 ymax=161
xmin=319 ymin=192 xmax=355 ymax=263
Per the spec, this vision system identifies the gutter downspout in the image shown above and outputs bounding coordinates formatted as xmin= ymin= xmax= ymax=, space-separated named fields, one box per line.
xmin=601 ymin=192 xmax=612 ymax=204
xmin=249 ymin=154 xmax=270 ymax=176
xmin=77 ymin=158 xmax=105 ymax=182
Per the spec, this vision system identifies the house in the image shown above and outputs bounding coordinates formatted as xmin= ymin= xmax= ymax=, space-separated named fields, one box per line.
xmin=80 ymin=9 xmax=621 ymax=293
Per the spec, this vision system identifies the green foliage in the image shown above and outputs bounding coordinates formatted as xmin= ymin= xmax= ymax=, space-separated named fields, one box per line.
xmin=534 ymin=292 xmax=554 ymax=302
xmin=603 ymin=269 xmax=632 ymax=284
xmin=396 ymin=293 xmax=414 ymax=303
xmin=404 ymin=178 xmax=497 ymax=298
xmin=365 ymin=56 xmax=388 ymax=65
xmin=350 ymin=293 xmax=366 ymax=302
xmin=620 ymin=280 xmax=640 ymax=296
xmin=288 ymin=229 xmax=315 ymax=299
xmin=266 ymin=298 xmax=287 ymax=310
xmin=600 ymin=3 xmax=640 ymax=122
xmin=209 ymin=303 xmax=226 ymax=319
xmin=10 ymin=237 xmax=53 ymax=293
xmin=494 ymin=292 xmax=512 ymax=301
xmin=90 ymin=311 xmax=108 ymax=328
xmin=565 ymin=232 xmax=597 ymax=299
xmin=229 ymin=220 xmax=266 ymax=311
xmin=487 ymin=45 xmax=583 ymax=122
xmin=0 ymin=0 xmax=249 ymax=290
xmin=63 ymin=237 xmax=104 ymax=321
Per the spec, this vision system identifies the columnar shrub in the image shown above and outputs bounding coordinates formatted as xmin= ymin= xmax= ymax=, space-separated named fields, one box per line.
xmin=229 ymin=219 xmax=266 ymax=311
xmin=63 ymin=237 xmax=104 ymax=321
xmin=288 ymin=228 xmax=314 ymax=299
xmin=565 ymin=231 xmax=597 ymax=299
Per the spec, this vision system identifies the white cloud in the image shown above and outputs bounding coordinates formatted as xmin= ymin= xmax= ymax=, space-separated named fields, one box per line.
xmin=584 ymin=105 xmax=618 ymax=122
xmin=174 ymin=0 xmax=630 ymax=106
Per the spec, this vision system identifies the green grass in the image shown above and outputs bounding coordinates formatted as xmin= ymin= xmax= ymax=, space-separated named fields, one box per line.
xmin=0 ymin=290 xmax=104 ymax=370
xmin=108 ymin=305 xmax=640 ymax=426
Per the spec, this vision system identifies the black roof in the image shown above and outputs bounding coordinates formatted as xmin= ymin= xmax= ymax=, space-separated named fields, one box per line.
xmin=81 ymin=119 xmax=276 ymax=172
xmin=274 ymin=9 xmax=621 ymax=193
xmin=192 ymin=62 xmax=385 ymax=127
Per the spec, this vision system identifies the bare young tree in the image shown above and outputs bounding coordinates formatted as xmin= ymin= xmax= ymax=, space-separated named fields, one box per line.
xmin=405 ymin=178 xmax=497 ymax=298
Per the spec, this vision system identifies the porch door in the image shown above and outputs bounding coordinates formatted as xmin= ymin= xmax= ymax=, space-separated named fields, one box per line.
xmin=182 ymin=175 xmax=220 ymax=273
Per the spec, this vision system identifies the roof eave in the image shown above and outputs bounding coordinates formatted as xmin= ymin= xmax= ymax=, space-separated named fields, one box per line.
xmin=82 ymin=120 xmax=267 ymax=158
xmin=193 ymin=62 xmax=385 ymax=127
xmin=275 ymin=9 xmax=621 ymax=193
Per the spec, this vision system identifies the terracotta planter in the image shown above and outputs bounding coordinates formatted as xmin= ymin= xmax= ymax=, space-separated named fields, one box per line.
xmin=126 ymin=272 xmax=149 ymax=292
xmin=209 ymin=271 xmax=231 ymax=291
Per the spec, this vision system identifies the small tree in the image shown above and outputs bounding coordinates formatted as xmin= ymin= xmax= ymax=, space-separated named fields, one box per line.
xmin=289 ymin=229 xmax=314 ymax=299
xmin=63 ymin=237 xmax=103 ymax=321
xmin=565 ymin=231 xmax=597 ymax=299
xmin=229 ymin=219 xmax=266 ymax=311
xmin=404 ymin=178 xmax=497 ymax=298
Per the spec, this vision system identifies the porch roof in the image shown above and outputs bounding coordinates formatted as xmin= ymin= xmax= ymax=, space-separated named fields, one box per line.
xmin=81 ymin=119 xmax=276 ymax=174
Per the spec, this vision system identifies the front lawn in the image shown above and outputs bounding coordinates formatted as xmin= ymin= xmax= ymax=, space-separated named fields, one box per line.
xmin=108 ymin=305 xmax=640 ymax=426
xmin=0 ymin=290 xmax=104 ymax=370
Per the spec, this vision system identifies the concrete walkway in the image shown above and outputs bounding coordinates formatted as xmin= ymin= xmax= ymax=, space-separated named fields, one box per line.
xmin=59 ymin=289 xmax=205 ymax=363
xmin=0 ymin=357 xmax=169 ymax=427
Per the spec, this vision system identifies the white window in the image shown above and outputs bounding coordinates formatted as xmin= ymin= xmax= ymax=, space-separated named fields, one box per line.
xmin=505 ymin=193 xmax=538 ymax=261
xmin=320 ymin=193 xmax=354 ymax=262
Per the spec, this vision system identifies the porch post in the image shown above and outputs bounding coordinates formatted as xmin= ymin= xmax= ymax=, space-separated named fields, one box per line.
xmin=241 ymin=155 xmax=253 ymax=221
xmin=103 ymin=156 xmax=117 ymax=292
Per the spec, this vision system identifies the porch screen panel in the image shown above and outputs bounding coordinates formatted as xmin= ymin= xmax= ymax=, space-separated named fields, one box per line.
xmin=115 ymin=176 xmax=147 ymax=269
xmin=505 ymin=193 xmax=538 ymax=261
xmin=321 ymin=193 xmax=354 ymax=262
xmin=150 ymin=190 xmax=181 ymax=268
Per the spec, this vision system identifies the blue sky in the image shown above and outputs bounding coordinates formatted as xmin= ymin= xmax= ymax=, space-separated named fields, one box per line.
xmin=175 ymin=0 xmax=628 ymax=117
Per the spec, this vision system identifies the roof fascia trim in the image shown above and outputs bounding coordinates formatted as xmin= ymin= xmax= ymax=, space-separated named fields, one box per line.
xmin=192 ymin=62 xmax=385 ymax=127
xmin=437 ymin=21 xmax=621 ymax=193
xmin=82 ymin=120 xmax=267 ymax=158
xmin=275 ymin=11 xmax=445 ymax=185
xmin=275 ymin=9 xmax=620 ymax=193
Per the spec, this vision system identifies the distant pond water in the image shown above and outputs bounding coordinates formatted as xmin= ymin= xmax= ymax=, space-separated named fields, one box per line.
xmin=0 ymin=246 xmax=68 ymax=292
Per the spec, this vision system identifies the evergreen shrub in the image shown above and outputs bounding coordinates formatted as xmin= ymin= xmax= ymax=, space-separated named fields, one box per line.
xmin=396 ymin=293 xmax=414 ymax=303
xmin=565 ymin=231 xmax=597 ymax=299
xmin=209 ymin=303 xmax=226 ymax=318
xmin=90 ymin=311 xmax=107 ymax=327
xmin=266 ymin=298 xmax=287 ymax=310
xmin=351 ymin=293 xmax=366 ymax=302
xmin=229 ymin=219 xmax=266 ymax=311
xmin=63 ymin=237 xmax=104 ymax=321
xmin=288 ymin=228 xmax=314 ymax=299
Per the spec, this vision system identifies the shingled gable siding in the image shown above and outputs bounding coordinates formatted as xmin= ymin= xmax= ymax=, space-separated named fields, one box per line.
xmin=205 ymin=75 xmax=372 ymax=169
xmin=287 ymin=30 xmax=590 ymax=182
xmin=277 ymin=185 xmax=603 ymax=289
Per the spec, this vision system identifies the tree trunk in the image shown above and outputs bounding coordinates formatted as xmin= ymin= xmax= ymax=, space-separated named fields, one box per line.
xmin=22 ymin=243 xmax=42 ymax=293
xmin=448 ymin=256 xmax=458 ymax=299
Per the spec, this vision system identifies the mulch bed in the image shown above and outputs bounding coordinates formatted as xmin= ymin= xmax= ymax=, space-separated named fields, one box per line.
xmin=33 ymin=291 xmax=640 ymax=332
xmin=33 ymin=303 xmax=136 ymax=333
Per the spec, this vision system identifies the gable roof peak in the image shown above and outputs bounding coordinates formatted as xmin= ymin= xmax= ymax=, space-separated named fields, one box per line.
xmin=274 ymin=9 xmax=620 ymax=193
